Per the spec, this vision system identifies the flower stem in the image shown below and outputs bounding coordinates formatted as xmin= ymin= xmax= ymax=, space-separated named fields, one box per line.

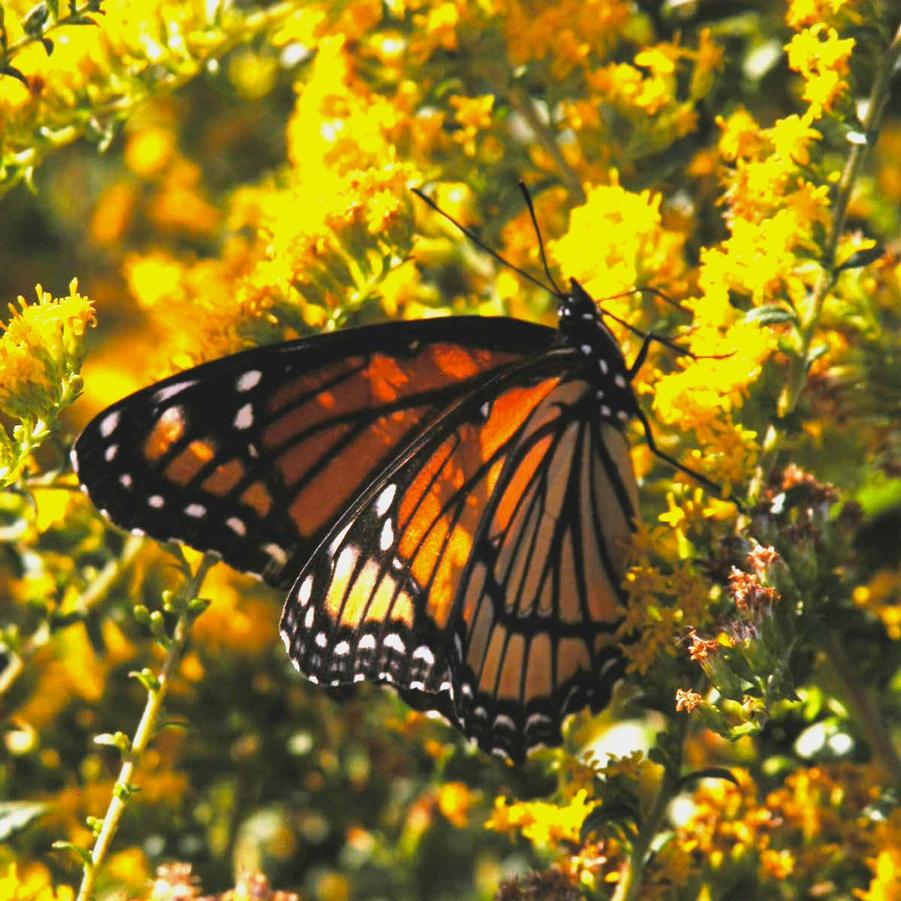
xmin=821 ymin=631 xmax=901 ymax=790
xmin=612 ymin=715 xmax=689 ymax=901
xmin=74 ymin=553 xmax=214 ymax=901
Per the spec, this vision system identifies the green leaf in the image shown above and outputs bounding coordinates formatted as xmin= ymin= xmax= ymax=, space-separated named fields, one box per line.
xmin=678 ymin=767 xmax=740 ymax=789
xmin=579 ymin=799 xmax=641 ymax=842
xmin=1 ymin=65 xmax=30 ymax=87
xmin=23 ymin=3 xmax=50 ymax=36
xmin=745 ymin=305 xmax=798 ymax=326
xmin=129 ymin=667 xmax=161 ymax=692
xmin=114 ymin=781 xmax=140 ymax=802
xmin=186 ymin=596 xmax=211 ymax=622
xmin=52 ymin=840 xmax=93 ymax=867
xmin=805 ymin=344 xmax=830 ymax=369
xmin=93 ymin=731 xmax=131 ymax=754
xmin=836 ymin=245 xmax=884 ymax=271
xmin=0 ymin=801 xmax=45 ymax=840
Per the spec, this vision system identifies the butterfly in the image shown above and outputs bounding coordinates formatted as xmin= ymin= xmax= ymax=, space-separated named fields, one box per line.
xmin=72 ymin=191 xmax=710 ymax=762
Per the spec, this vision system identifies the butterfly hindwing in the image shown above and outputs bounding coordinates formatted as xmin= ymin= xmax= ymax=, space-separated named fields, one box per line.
xmin=280 ymin=352 xmax=639 ymax=760
xmin=73 ymin=318 xmax=554 ymax=586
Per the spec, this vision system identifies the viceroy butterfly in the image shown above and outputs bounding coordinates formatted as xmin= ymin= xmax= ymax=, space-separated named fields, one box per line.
xmin=72 ymin=190 xmax=715 ymax=762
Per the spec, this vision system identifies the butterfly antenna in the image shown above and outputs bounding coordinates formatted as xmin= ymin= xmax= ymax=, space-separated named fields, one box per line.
xmin=517 ymin=181 xmax=565 ymax=296
xmin=412 ymin=187 xmax=553 ymax=295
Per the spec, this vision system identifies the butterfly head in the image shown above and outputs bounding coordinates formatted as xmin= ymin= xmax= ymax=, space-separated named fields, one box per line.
xmin=555 ymin=279 xmax=636 ymax=424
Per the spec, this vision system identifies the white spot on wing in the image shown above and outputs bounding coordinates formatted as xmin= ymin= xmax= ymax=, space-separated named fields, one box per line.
xmin=328 ymin=522 xmax=352 ymax=556
xmin=379 ymin=519 xmax=394 ymax=551
xmin=334 ymin=641 xmax=350 ymax=656
xmin=375 ymin=483 xmax=396 ymax=517
xmin=412 ymin=646 xmax=435 ymax=665
xmin=104 ymin=445 xmax=118 ymax=462
xmin=153 ymin=381 xmax=195 ymax=404
xmin=237 ymin=370 xmax=262 ymax=392
xmin=148 ymin=495 xmax=164 ymax=508
xmin=185 ymin=503 xmax=206 ymax=518
xmin=304 ymin=605 xmax=315 ymax=628
xmin=119 ymin=474 xmax=133 ymax=488
xmin=334 ymin=546 xmax=357 ymax=581
xmin=263 ymin=543 xmax=288 ymax=566
xmin=234 ymin=403 xmax=254 ymax=430
xmin=226 ymin=516 xmax=246 ymax=536
xmin=298 ymin=574 xmax=313 ymax=605
xmin=358 ymin=634 xmax=376 ymax=651
xmin=384 ymin=633 xmax=405 ymax=653
xmin=315 ymin=632 xmax=327 ymax=648
xmin=99 ymin=411 xmax=120 ymax=438
xmin=614 ymin=373 xmax=626 ymax=388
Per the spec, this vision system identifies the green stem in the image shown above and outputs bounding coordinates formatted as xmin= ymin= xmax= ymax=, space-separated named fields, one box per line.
xmin=74 ymin=553 xmax=214 ymax=901
xmin=822 ymin=631 xmax=901 ymax=790
xmin=612 ymin=715 xmax=689 ymax=901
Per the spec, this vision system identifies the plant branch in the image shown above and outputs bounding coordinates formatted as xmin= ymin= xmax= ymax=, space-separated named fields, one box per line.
xmin=612 ymin=714 xmax=689 ymax=901
xmin=73 ymin=552 xmax=214 ymax=901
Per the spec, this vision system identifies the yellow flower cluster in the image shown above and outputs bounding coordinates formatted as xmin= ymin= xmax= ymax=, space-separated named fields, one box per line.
xmin=0 ymin=280 xmax=94 ymax=421
xmin=485 ymin=789 xmax=597 ymax=849
xmin=0 ymin=865 xmax=73 ymax=901
xmin=667 ymin=764 xmax=895 ymax=896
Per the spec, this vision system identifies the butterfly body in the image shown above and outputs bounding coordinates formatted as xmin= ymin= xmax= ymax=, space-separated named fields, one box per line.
xmin=74 ymin=279 xmax=640 ymax=761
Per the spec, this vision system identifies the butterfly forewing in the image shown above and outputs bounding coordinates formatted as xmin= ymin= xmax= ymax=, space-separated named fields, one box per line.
xmin=73 ymin=318 xmax=554 ymax=586
xmin=280 ymin=353 xmax=639 ymax=761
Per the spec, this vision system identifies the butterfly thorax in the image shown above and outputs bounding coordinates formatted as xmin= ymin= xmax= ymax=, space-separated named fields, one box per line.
xmin=556 ymin=278 xmax=638 ymax=427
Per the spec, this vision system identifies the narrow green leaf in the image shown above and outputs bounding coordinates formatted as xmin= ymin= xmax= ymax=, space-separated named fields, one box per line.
xmin=579 ymin=799 xmax=641 ymax=843
xmin=1 ymin=65 xmax=30 ymax=87
xmin=678 ymin=767 xmax=740 ymax=789
xmin=745 ymin=305 xmax=798 ymax=326
xmin=129 ymin=668 xmax=161 ymax=692
xmin=51 ymin=840 xmax=93 ymax=867
xmin=836 ymin=246 xmax=884 ymax=271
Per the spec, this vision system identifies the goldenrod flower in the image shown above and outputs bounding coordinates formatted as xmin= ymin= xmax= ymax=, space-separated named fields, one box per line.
xmin=0 ymin=280 xmax=94 ymax=421
xmin=785 ymin=25 xmax=856 ymax=118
